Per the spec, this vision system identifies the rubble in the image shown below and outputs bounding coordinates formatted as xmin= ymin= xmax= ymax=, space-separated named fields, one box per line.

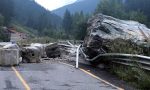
xmin=45 ymin=43 xmax=61 ymax=58
xmin=0 ymin=41 xmax=86 ymax=66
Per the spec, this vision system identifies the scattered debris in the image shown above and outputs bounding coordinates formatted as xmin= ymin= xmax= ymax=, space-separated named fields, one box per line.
xmin=45 ymin=43 xmax=61 ymax=58
xmin=0 ymin=41 xmax=87 ymax=66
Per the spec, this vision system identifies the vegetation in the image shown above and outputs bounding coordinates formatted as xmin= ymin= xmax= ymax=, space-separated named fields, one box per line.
xmin=62 ymin=10 xmax=88 ymax=39
xmin=107 ymin=39 xmax=144 ymax=54
xmin=94 ymin=1 xmax=150 ymax=89
xmin=19 ymin=37 xmax=57 ymax=46
xmin=95 ymin=0 xmax=127 ymax=19
xmin=0 ymin=14 xmax=10 ymax=41
xmin=0 ymin=0 xmax=150 ymax=41
xmin=62 ymin=10 xmax=73 ymax=35
xmin=111 ymin=65 xmax=150 ymax=90
xmin=0 ymin=0 xmax=62 ymax=40
xmin=52 ymin=0 xmax=99 ymax=17
xmin=0 ymin=0 xmax=14 ymax=26
xmin=95 ymin=0 xmax=149 ymax=26
xmin=0 ymin=0 xmax=150 ymax=89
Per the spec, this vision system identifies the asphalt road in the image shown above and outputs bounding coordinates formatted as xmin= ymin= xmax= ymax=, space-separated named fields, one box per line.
xmin=0 ymin=62 xmax=121 ymax=90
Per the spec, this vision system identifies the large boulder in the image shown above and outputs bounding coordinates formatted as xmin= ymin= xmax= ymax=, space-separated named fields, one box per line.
xmin=31 ymin=43 xmax=46 ymax=58
xmin=21 ymin=46 xmax=42 ymax=63
xmin=0 ymin=49 xmax=20 ymax=66
xmin=0 ymin=43 xmax=21 ymax=66
xmin=83 ymin=14 xmax=150 ymax=59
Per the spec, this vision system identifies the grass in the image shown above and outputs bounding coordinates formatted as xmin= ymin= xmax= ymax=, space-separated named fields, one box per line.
xmin=110 ymin=63 xmax=150 ymax=90
xmin=12 ymin=23 xmax=37 ymax=37
xmin=104 ymin=38 xmax=150 ymax=89
xmin=18 ymin=37 xmax=58 ymax=46
xmin=106 ymin=38 xmax=143 ymax=54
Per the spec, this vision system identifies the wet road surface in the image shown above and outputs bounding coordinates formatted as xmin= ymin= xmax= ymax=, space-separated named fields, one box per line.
xmin=0 ymin=62 xmax=121 ymax=90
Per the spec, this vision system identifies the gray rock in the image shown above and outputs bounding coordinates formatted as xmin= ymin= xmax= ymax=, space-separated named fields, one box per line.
xmin=83 ymin=14 xmax=150 ymax=59
xmin=3 ymin=43 xmax=19 ymax=49
xmin=0 ymin=49 xmax=20 ymax=66
xmin=85 ymin=14 xmax=150 ymax=43
xmin=31 ymin=43 xmax=46 ymax=58
xmin=22 ymin=46 xmax=42 ymax=63
xmin=45 ymin=43 xmax=61 ymax=58
xmin=0 ymin=43 xmax=21 ymax=66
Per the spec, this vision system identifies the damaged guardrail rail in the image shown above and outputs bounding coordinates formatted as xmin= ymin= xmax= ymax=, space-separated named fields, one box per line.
xmin=80 ymin=47 xmax=150 ymax=71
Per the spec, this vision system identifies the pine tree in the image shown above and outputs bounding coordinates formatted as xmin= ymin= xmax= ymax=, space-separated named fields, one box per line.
xmin=0 ymin=0 xmax=14 ymax=26
xmin=0 ymin=14 xmax=4 ymax=26
xmin=95 ymin=0 xmax=127 ymax=19
xmin=62 ymin=10 xmax=73 ymax=35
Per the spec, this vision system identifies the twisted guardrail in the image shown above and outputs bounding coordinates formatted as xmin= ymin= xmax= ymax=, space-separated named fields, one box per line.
xmin=80 ymin=48 xmax=150 ymax=71
xmin=57 ymin=41 xmax=150 ymax=71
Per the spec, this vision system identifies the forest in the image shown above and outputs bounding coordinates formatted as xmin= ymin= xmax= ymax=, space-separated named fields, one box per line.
xmin=0 ymin=0 xmax=150 ymax=41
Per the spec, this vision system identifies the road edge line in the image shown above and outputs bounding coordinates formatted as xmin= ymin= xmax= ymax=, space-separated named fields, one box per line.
xmin=60 ymin=62 xmax=124 ymax=90
xmin=12 ymin=66 xmax=31 ymax=90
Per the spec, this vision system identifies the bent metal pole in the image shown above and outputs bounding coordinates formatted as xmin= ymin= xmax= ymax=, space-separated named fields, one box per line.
xmin=76 ymin=45 xmax=81 ymax=68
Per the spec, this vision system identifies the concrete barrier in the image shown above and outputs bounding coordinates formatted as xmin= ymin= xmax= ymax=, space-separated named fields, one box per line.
xmin=0 ymin=49 xmax=20 ymax=66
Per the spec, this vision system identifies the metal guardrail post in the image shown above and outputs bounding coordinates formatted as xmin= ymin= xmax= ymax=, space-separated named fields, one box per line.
xmin=76 ymin=45 xmax=81 ymax=69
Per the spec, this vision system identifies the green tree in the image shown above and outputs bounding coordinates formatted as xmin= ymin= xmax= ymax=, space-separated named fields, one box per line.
xmin=62 ymin=10 xmax=73 ymax=35
xmin=0 ymin=27 xmax=10 ymax=42
xmin=75 ymin=22 xmax=87 ymax=40
xmin=95 ymin=0 xmax=127 ymax=19
xmin=0 ymin=14 xmax=4 ymax=26
xmin=0 ymin=0 xmax=14 ymax=26
xmin=37 ymin=12 xmax=51 ymax=36
xmin=94 ymin=0 xmax=149 ymax=26
xmin=72 ymin=11 xmax=88 ymax=40
xmin=129 ymin=11 xmax=148 ymax=24
xmin=125 ymin=0 xmax=150 ymax=26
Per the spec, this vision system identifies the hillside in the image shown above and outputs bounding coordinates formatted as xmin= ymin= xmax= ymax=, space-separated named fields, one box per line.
xmin=13 ymin=0 xmax=61 ymax=31
xmin=0 ymin=0 xmax=62 ymax=39
xmin=52 ymin=0 xmax=100 ymax=17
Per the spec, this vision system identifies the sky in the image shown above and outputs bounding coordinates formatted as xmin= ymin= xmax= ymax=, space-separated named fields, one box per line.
xmin=35 ymin=0 xmax=77 ymax=11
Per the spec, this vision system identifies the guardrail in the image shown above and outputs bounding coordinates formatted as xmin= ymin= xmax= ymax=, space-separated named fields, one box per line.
xmin=58 ymin=40 xmax=83 ymax=45
xmin=80 ymin=48 xmax=150 ymax=71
